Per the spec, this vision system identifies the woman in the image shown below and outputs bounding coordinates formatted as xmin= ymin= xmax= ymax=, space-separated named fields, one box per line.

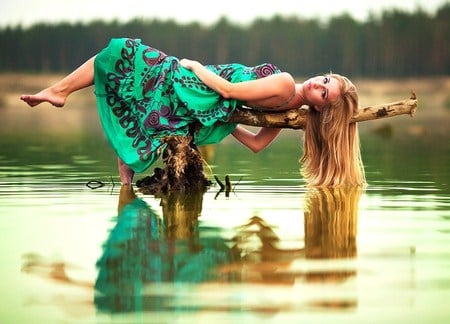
xmin=20 ymin=38 xmax=365 ymax=187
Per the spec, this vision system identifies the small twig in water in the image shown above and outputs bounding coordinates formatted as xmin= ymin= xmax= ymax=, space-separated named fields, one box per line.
xmin=86 ymin=180 xmax=105 ymax=189
xmin=214 ymin=175 xmax=243 ymax=199
xmin=214 ymin=175 xmax=225 ymax=191
xmin=86 ymin=176 xmax=116 ymax=192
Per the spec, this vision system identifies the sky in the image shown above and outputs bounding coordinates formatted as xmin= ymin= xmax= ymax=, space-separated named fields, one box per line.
xmin=0 ymin=0 xmax=448 ymax=27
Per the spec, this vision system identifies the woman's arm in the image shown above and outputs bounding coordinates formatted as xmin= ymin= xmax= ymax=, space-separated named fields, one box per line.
xmin=232 ymin=126 xmax=282 ymax=153
xmin=179 ymin=58 xmax=294 ymax=103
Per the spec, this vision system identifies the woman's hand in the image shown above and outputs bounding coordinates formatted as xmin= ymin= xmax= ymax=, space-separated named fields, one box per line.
xmin=179 ymin=58 xmax=231 ymax=97
xmin=179 ymin=58 xmax=198 ymax=70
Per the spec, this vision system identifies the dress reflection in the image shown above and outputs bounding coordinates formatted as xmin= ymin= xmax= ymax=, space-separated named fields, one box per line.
xmin=95 ymin=184 xmax=237 ymax=313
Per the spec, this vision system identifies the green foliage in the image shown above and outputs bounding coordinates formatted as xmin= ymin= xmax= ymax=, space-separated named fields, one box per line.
xmin=1 ymin=3 xmax=449 ymax=77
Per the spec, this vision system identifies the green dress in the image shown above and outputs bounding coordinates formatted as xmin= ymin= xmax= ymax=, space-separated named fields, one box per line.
xmin=94 ymin=38 xmax=281 ymax=173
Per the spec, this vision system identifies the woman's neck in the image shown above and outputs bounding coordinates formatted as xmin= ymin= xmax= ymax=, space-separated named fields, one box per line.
xmin=295 ymin=83 xmax=308 ymax=107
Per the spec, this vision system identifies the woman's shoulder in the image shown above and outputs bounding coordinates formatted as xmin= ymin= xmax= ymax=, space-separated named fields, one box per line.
xmin=270 ymin=72 xmax=296 ymax=88
xmin=278 ymin=71 xmax=295 ymax=81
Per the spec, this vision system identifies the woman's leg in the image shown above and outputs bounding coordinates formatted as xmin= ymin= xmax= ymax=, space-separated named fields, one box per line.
xmin=118 ymin=158 xmax=135 ymax=185
xmin=20 ymin=56 xmax=96 ymax=108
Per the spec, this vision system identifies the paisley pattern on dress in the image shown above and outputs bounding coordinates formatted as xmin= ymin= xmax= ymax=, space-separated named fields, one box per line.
xmin=94 ymin=38 xmax=281 ymax=173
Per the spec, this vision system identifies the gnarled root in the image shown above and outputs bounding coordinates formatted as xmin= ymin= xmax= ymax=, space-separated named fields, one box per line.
xmin=136 ymin=136 xmax=211 ymax=195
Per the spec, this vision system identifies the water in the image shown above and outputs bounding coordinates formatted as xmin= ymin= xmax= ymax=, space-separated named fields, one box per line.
xmin=1 ymin=88 xmax=450 ymax=323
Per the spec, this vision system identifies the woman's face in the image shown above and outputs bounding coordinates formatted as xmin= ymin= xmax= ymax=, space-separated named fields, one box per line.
xmin=303 ymin=75 xmax=341 ymax=111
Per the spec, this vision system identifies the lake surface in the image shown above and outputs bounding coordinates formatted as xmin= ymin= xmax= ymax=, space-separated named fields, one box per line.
xmin=0 ymin=83 xmax=449 ymax=323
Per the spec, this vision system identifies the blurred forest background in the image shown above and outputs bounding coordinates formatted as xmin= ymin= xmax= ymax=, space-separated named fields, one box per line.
xmin=0 ymin=3 xmax=448 ymax=77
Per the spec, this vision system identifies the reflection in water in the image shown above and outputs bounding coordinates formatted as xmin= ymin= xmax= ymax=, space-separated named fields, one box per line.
xmin=20 ymin=185 xmax=364 ymax=315
xmin=304 ymin=186 xmax=362 ymax=260
xmin=302 ymin=186 xmax=363 ymax=309
xmin=227 ymin=215 xmax=303 ymax=285
xmin=95 ymin=185 xmax=237 ymax=313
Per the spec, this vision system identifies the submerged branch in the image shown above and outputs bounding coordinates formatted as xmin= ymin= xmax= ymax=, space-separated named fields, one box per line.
xmin=229 ymin=92 xmax=418 ymax=130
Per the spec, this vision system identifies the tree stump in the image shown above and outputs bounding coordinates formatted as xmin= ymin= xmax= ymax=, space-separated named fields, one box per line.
xmin=136 ymin=136 xmax=211 ymax=195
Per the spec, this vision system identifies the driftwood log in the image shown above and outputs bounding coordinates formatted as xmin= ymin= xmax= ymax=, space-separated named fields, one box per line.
xmin=229 ymin=93 xmax=418 ymax=129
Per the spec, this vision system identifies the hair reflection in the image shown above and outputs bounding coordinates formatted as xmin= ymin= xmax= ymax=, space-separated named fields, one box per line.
xmin=302 ymin=186 xmax=363 ymax=309
xmin=304 ymin=186 xmax=362 ymax=261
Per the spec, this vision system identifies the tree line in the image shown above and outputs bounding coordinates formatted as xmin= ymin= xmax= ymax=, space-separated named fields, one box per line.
xmin=1 ymin=3 xmax=448 ymax=77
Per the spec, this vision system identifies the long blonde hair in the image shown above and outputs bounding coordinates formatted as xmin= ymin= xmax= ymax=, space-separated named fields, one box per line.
xmin=300 ymin=74 xmax=365 ymax=187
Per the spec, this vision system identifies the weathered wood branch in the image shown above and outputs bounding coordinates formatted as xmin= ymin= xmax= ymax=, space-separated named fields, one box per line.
xmin=229 ymin=92 xmax=418 ymax=129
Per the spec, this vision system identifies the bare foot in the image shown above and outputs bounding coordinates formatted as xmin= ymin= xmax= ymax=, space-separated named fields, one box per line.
xmin=20 ymin=87 xmax=66 ymax=108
